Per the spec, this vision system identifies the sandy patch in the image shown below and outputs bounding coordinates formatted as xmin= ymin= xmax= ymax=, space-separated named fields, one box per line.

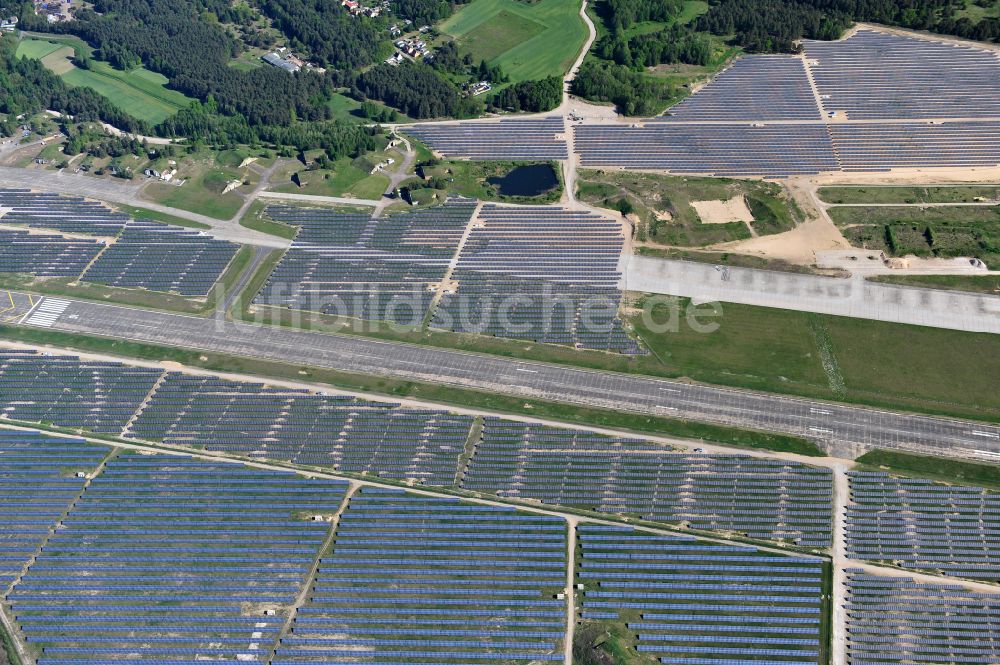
xmin=806 ymin=166 xmax=1000 ymax=187
xmin=691 ymin=196 xmax=754 ymax=224
xmin=710 ymin=217 xmax=851 ymax=265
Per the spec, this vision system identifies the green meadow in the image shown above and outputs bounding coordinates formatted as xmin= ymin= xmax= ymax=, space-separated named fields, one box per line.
xmin=441 ymin=0 xmax=588 ymax=82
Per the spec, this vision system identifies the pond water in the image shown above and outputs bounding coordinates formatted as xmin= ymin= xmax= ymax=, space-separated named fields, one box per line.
xmin=487 ymin=163 xmax=559 ymax=197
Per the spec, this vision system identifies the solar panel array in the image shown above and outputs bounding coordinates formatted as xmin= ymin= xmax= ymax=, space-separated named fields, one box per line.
xmin=431 ymin=205 xmax=640 ymax=353
xmin=130 ymin=372 xmax=473 ymax=486
xmin=81 ymin=219 xmax=239 ymax=296
xmin=0 ymin=229 xmax=104 ymax=277
xmin=273 ymin=487 xmax=567 ymax=664
xmin=571 ymin=29 xmax=1000 ymax=175
xmin=400 ymin=31 xmax=1000 ymax=176
xmin=8 ymin=453 xmax=348 ymax=664
xmin=661 ymin=55 xmax=822 ymax=121
xmin=0 ymin=430 xmax=107 ymax=593
xmin=404 ymin=117 xmax=568 ymax=160
xmin=0 ymin=189 xmax=129 ymax=235
xmin=845 ymin=570 xmax=1000 ymax=664
xmin=577 ymin=524 xmax=824 ymax=665
xmin=462 ymin=418 xmax=833 ymax=546
xmin=0 ymin=189 xmax=239 ymax=295
xmin=574 ymin=123 xmax=841 ymax=176
xmin=0 ymin=350 xmax=162 ymax=434
xmin=846 ymin=471 xmax=1000 ymax=582
xmin=0 ymin=348 xmax=839 ymax=548
xmin=829 ymin=121 xmax=1000 ymax=171
xmin=257 ymin=200 xmax=477 ymax=324
xmin=806 ymin=29 xmax=1000 ymax=120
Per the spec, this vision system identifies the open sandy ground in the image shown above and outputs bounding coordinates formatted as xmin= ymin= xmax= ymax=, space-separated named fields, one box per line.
xmin=691 ymin=195 xmax=754 ymax=224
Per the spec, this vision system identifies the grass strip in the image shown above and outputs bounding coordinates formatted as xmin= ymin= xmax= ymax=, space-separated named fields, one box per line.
xmin=115 ymin=204 xmax=211 ymax=230
xmin=0 ymin=619 xmax=21 ymax=665
xmin=855 ymin=449 xmax=1000 ymax=490
xmin=238 ymin=200 xmax=298 ymax=239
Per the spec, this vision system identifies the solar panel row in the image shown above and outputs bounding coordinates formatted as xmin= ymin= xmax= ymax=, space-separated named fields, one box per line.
xmin=574 ymin=123 xmax=841 ymax=177
xmin=806 ymin=29 xmax=1000 ymax=120
xmin=404 ymin=117 xmax=568 ymax=161
xmin=578 ymin=524 xmax=824 ymax=665
xmin=257 ymin=199 xmax=477 ymax=324
xmin=431 ymin=205 xmax=641 ymax=353
xmin=0 ymin=349 xmax=840 ymax=546
xmin=846 ymin=471 xmax=1000 ymax=582
xmin=404 ymin=31 xmax=1000 ymax=177
xmin=0 ymin=230 xmax=104 ymax=278
xmin=131 ymin=372 xmax=474 ymax=486
xmin=461 ymin=418 xmax=833 ymax=546
xmin=1 ymin=430 xmax=349 ymax=664
xmin=0 ymin=189 xmax=130 ymax=235
xmin=0 ymin=430 xmax=107 ymax=593
xmin=273 ymin=487 xmax=567 ymax=663
xmin=81 ymin=219 xmax=239 ymax=296
xmin=658 ymin=56 xmax=822 ymax=122
xmin=845 ymin=571 xmax=1000 ymax=664
xmin=0 ymin=190 xmax=238 ymax=296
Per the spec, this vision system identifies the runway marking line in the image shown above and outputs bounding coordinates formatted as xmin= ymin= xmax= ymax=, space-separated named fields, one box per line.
xmin=0 ymin=291 xmax=13 ymax=317
xmin=17 ymin=296 xmax=44 ymax=325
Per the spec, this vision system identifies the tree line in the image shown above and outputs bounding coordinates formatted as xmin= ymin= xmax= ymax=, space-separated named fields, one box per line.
xmin=571 ymin=60 xmax=673 ymax=116
xmin=698 ymin=0 xmax=1000 ymax=51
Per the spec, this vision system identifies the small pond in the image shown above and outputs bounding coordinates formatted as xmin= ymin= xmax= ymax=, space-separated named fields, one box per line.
xmin=487 ymin=163 xmax=559 ymax=197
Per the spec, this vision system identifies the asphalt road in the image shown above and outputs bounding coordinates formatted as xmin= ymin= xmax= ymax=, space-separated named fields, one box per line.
xmin=14 ymin=293 xmax=1000 ymax=462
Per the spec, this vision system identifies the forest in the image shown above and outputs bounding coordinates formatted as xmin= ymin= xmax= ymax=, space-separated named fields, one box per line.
xmin=488 ymin=76 xmax=563 ymax=113
xmin=256 ymin=0 xmax=385 ymax=69
xmin=571 ymin=60 xmax=673 ymax=116
xmin=11 ymin=0 xmax=563 ymax=135
xmin=700 ymin=0 xmax=1000 ymax=51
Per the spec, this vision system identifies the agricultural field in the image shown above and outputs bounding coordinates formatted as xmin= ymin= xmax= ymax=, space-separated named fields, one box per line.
xmin=440 ymin=0 xmax=589 ymax=83
xmin=819 ymin=185 xmax=1000 ymax=205
xmin=831 ymin=205 xmax=1000 ymax=268
xmin=15 ymin=36 xmax=194 ymax=125
xmin=577 ymin=170 xmax=802 ymax=245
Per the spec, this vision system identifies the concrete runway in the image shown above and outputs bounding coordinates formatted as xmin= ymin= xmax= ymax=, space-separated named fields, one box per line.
xmin=625 ymin=256 xmax=1000 ymax=334
xmin=14 ymin=292 xmax=1000 ymax=462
